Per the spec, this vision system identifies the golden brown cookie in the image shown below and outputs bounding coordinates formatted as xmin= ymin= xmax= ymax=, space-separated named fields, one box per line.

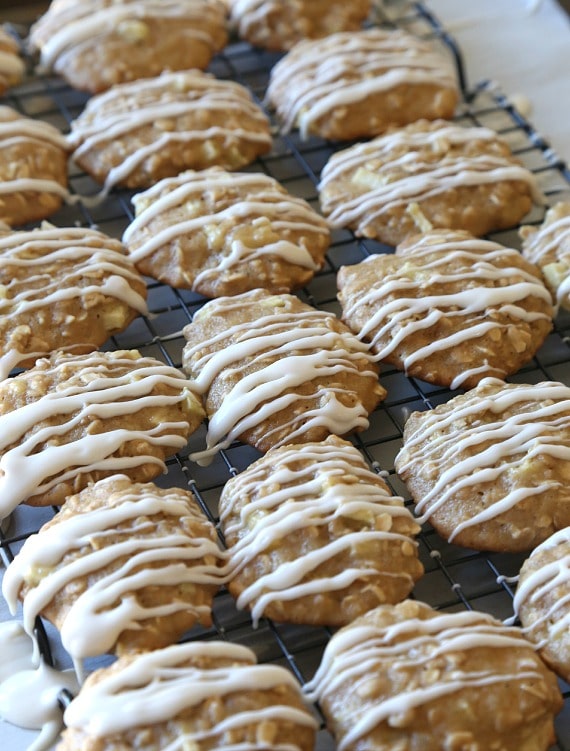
xmin=513 ymin=527 xmax=570 ymax=684
xmin=230 ymin=0 xmax=372 ymax=52
xmin=266 ymin=29 xmax=459 ymax=140
xmin=123 ymin=168 xmax=330 ymax=297
xmin=319 ymin=119 xmax=542 ymax=246
xmin=2 ymin=475 xmax=226 ymax=660
xmin=305 ymin=600 xmax=563 ymax=751
xmin=0 ymin=349 xmax=205 ymax=517
xmin=337 ymin=229 xmax=554 ymax=390
xmin=0 ymin=27 xmax=24 ymax=95
xmin=220 ymin=435 xmax=423 ymax=627
xmin=57 ymin=641 xmax=317 ymax=751
xmin=182 ymin=288 xmax=386 ymax=463
xmin=0 ymin=106 xmax=71 ymax=227
xmin=0 ymin=224 xmax=148 ymax=379
xmin=520 ymin=201 xmax=570 ymax=313
xmin=68 ymin=70 xmax=272 ymax=193
xmin=395 ymin=378 xmax=570 ymax=553
xmin=28 ymin=0 xmax=228 ymax=94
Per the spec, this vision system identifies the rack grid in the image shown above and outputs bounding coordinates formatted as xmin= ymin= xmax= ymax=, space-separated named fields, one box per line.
xmin=0 ymin=2 xmax=569 ymax=749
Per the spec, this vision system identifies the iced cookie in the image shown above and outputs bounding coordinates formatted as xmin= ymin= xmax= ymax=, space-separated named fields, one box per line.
xmin=395 ymin=378 xmax=570 ymax=553
xmin=123 ymin=168 xmax=330 ymax=297
xmin=28 ymin=0 xmax=228 ymax=94
xmin=337 ymin=229 xmax=553 ymax=390
xmin=220 ymin=435 xmax=423 ymax=627
xmin=0 ymin=26 xmax=25 ymax=95
xmin=266 ymin=28 xmax=459 ymax=139
xmin=0 ymin=224 xmax=148 ymax=379
xmin=305 ymin=600 xmax=563 ymax=751
xmin=182 ymin=288 xmax=386 ymax=463
xmin=319 ymin=119 xmax=542 ymax=246
xmin=2 ymin=475 xmax=226 ymax=660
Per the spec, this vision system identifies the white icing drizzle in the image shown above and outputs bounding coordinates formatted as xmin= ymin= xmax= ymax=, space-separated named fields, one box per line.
xmin=0 ymin=351 xmax=198 ymax=519
xmin=304 ymin=608 xmax=544 ymax=751
xmin=340 ymin=233 xmax=552 ymax=383
xmin=267 ymin=28 xmax=458 ymax=138
xmin=63 ymin=641 xmax=317 ymax=741
xmin=184 ymin=292 xmax=379 ymax=464
xmin=0 ymin=622 xmax=38 ymax=683
xmin=395 ymin=379 xmax=570 ymax=538
xmin=523 ymin=210 xmax=570 ymax=311
xmin=221 ymin=440 xmax=419 ymax=625
xmin=2 ymin=478 xmax=226 ymax=659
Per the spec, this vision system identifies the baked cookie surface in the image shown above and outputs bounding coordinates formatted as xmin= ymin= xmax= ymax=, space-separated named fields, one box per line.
xmin=337 ymin=229 xmax=554 ymax=390
xmin=123 ymin=168 xmax=330 ymax=297
xmin=0 ymin=349 xmax=205 ymax=517
xmin=266 ymin=28 xmax=459 ymax=140
xmin=0 ymin=224 xmax=148 ymax=379
xmin=220 ymin=435 xmax=423 ymax=627
xmin=0 ymin=106 xmax=71 ymax=227
xmin=319 ymin=119 xmax=541 ymax=246
xmin=68 ymin=70 xmax=272 ymax=192
xmin=514 ymin=527 xmax=570 ymax=684
xmin=0 ymin=27 xmax=24 ymax=95
xmin=58 ymin=641 xmax=317 ymax=751
xmin=2 ymin=475 xmax=226 ymax=659
xmin=182 ymin=288 xmax=386 ymax=463
xmin=395 ymin=378 xmax=570 ymax=553
xmin=29 ymin=0 xmax=228 ymax=94
xmin=305 ymin=600 xmax=563 ymax=751
xmin=520 ymin=201 xmax=570 ymax=312
xmin=230 ymin=0 xmax=371 ymax=52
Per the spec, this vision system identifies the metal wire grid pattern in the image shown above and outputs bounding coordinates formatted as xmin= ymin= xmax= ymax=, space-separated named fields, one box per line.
xmin=0 ymin=2 xmax=569 ymax=749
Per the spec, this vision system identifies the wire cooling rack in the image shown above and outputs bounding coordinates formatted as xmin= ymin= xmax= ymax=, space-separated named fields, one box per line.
xmin=0 ymin=2 xmax=569 ymax=749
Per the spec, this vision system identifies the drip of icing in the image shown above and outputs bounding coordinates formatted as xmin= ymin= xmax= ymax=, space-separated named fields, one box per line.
xmin=0 ymin=622 xmax=38 ymax=683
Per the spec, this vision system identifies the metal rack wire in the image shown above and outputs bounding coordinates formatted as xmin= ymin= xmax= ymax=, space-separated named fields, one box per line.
xmin=0 ymin=2 xmax=569 ymax=749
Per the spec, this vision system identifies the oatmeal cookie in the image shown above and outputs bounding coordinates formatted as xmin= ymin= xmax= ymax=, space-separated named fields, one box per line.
xmin=305 ymin=600 xmax=563 ymax=751
xmin=0 ymin=349 xmax=205 ymax=518
xmin=230 ymin=0 xmax=371 ymax=52
xmin=57 ymin=641 xmax=317 ymax=751
xmin=266 ymin=29 xmax=459 ymax=140
xmin=68 ymin=70 xmax=272 ymax=193
xmin=0 ymin=106 xmax=71 ymax=227
xmin=319 ymin=119 xmax=542 ymax=246
xmin=123 ymin=168 xmax=330 ymax=297
xmin=2 ymin=475 xmax=226 ymax=660
xmin=520 ymin=201 xmax=570 ymax=312
xmin=0 ymin=27 xmax=24 ymax=95
xmin=514 ymin=527 xmax=570 ymax=684
xmin=28 ymin=0 xmax=228 ymax=94
xmin=337 ymin=229 xmax=553 ymax=390
xmin=182 ymin=288 xmax=386 ymax=463
xmin=395 ymin=378 xmax=570 ymax=552
xmin=0 ymin=224 xmax=148 ymax=380
xmin=220 ymin=435 xmax=423 ymax=627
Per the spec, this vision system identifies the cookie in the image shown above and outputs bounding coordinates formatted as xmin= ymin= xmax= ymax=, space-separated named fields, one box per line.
xmin=305 ymin=600 xmax=563 ymax=751
xmin=28 ymin=0 xmax=228 ymax=94
xmin=58 ymin=641 xmax=317 ymax=751
xmin=520 ymin=201 xmax=570 ymax=312
xmin=2 ymin=475 xmax=226 ymax=660
xmin=266 ymin=29 xmax=459 ymax=140
xmin=230 ymin=0 xmax=372 ymax=52
xmin=0 ymin=26 xmax=25 ymax=95
xmin=513 ymin=527 xmax=570 ymax=684
xmin=337 ymin=229 xmax=554 ymax=390
xmin=0 ymin=349 xmax=205 ymax=518
xmin=0 ymin=224 xmax=148 ymax=380
xmin=123 ymin=168 xmax=330 ymax=297
xmin=395 ymin=378 xmax=570 ymax=553
xmin=220 ymin=435 xmax=423 ymax=627
xmin=68 ymin=70 xmax=272 ymax=193
xmin=182 ymin=288 xmax=386 ymax=463
xmin=0 ymin=106 xmax=71 ymax=227
xmin=319 ymin=119 xmax=542 ymax=246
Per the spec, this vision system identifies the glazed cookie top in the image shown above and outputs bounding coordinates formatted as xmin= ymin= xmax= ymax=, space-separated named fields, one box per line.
xmin=0 ymin=27 xmax=24 ymax=94
xmin=0 ymin=224 xmax=148 ymax=379
xmin=266 ymin=28 xmax=459 ymax=138
xmin=123 ymin=168 xmax=330 ymax=296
